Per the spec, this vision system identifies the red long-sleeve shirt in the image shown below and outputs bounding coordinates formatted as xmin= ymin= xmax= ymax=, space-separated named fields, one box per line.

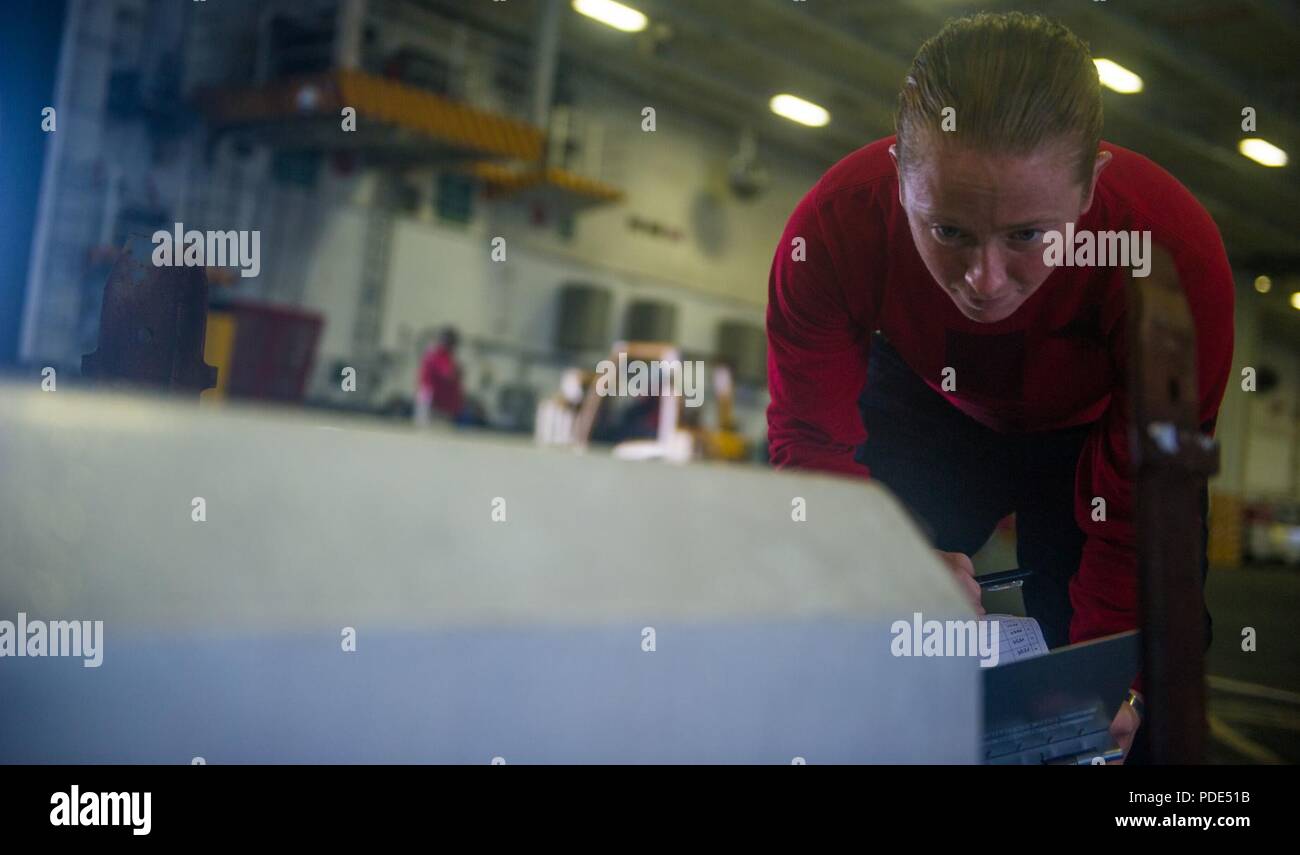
xmin=767 ymin=136 xmax=1234 ymax=646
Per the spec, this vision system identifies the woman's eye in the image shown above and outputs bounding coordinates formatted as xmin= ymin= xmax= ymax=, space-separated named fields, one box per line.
xmin=931 ymin=226 xmax=962 ymax=241
xmin=1009 ymin=229 xmax=1043 ymax=242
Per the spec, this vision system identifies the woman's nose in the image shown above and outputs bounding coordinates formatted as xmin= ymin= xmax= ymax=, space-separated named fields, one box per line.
xmin=965 ymin=247 xmax=1010 ymax=299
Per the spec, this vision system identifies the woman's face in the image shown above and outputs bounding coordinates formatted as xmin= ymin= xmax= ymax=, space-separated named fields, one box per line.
xmin=891 ymin=139 xmax=1110 ymax=324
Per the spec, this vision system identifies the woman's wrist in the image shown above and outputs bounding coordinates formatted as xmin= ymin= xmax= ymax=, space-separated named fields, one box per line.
xmin=1125 ymin=689 xmax=1145 ymax=721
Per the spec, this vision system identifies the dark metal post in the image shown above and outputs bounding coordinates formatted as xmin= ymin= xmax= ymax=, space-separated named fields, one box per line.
xmin=81 ymin=234 xmax=217 ymax=398
xmin=1127 ymin=246 xmax=1219 ymax=763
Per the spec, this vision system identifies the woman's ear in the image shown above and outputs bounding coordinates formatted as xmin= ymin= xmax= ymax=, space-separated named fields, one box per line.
xmin=1079 ymin=149 xmax=1113 ymax=214
xmin=889 ymin=144 xmax=905 ymax=205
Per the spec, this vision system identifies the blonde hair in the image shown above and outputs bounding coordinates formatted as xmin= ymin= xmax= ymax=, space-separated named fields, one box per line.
xmin=895 ymin=12 xmax=1103 ymax=185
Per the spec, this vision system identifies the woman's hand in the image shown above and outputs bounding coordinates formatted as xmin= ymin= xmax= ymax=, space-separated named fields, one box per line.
xmin=1107 ymin=696 xmax=1142 ymax=764
xmin=935 ymin=550 xmax=985 ymax=616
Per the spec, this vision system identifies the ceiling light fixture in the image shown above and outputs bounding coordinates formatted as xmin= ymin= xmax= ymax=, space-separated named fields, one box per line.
xmin=770 ymin=94 xmax=830 ymax=128
xmin=572 ymin=0 xmax=648 ymax=33
xmin=1239 ymin=138 xmax=1288 ymax=167
xmin=1093 ymin=59 xmax=1143 ymax=94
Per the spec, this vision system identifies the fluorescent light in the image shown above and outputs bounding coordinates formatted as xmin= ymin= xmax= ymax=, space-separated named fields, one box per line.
xmin=1239 ymin=138 xmax=1288 ymax=167
xmin=1255 ymin=275 xmax=1273 ymax=294
xmin=1093 ymin=59 xmax=1143 ymax=94
xmin=572 ymin=0 xmax=647 ymax=33
xmin=770 ymin=94 xmax=830 ymax=128
xmin=1291 ymin=292 xmax=1300 ymax=311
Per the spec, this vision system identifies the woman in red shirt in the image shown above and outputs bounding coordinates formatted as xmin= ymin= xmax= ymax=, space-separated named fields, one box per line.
xmin=766 ymin=12 xmax=1234 ymax=761
xmin=415 ymin=326 xmax=465 ymax=424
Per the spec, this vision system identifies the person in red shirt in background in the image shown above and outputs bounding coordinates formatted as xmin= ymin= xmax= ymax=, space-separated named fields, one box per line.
xmin=415 ymin=326 xmax=465 ymax=425
xmin=766 ymin=13 xmax=1234 ymax=762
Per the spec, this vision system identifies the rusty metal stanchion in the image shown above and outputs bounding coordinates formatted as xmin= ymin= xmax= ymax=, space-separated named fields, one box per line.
xmin=81 ymin=234 xmax=217 ymax=399
xmin=1127 ymin=246 xmax=1219 ymax=763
